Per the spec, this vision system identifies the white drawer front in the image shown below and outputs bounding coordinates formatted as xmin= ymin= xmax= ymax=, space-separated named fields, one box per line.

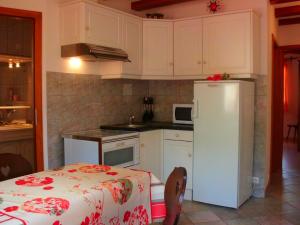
xmin=164 ymin=130 xmax=193 ymax=142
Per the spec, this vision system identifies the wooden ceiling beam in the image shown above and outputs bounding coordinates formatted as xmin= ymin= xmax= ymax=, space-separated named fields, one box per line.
xmin=279 ymin=17 xmax=300 ymax=25
xmin=275 ymin=5 xmax=300 ymax=18
xmin=270 ymin=0 xmax=300 ymax=4
xmin=131 ymin=0 xmax=195 ymax=11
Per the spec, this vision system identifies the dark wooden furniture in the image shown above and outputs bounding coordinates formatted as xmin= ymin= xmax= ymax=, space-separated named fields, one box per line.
xmin=0 ymin=153 xmax=33 ymax=181
xmin=0 ymin=15 xmax=33 ymax=57
xmin=163 ymin=167 xmax=187 ymax=225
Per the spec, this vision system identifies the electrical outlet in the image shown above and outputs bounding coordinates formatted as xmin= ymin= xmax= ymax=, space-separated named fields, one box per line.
xmin=252 ymin=177 xmax=260 ymax=184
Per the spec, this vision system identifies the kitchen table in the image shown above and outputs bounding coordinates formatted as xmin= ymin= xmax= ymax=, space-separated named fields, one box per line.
xmin=0 ymin=163 xmax=165 ymax=224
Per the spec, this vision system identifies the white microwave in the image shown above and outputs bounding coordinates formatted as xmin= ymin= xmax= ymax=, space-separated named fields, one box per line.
xmin=173 ymin=104 xmax=193 ymax=125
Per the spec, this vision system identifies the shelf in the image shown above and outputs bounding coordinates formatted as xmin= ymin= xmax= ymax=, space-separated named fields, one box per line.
xmin=0 ymin=106 xmax=31 ymax=110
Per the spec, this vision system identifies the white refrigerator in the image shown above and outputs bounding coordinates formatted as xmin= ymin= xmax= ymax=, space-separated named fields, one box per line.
xmin=193 ymin=80 xmax=255 ymax=208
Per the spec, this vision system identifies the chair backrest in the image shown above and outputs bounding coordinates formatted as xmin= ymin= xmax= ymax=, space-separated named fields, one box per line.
xmin=163 ymin=167 xmax=187 ymax=225
xmin=0 ymin=153 xmax=33 ymax=181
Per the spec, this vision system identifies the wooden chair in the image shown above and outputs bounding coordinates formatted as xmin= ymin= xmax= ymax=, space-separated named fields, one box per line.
xmin=163 ymin=167 xmax=187 ymax=225
xmin=0 ymin=153 xmax=33 ymax=181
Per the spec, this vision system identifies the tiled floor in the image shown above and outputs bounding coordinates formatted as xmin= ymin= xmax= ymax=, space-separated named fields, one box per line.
xmin=158 ymin=141 xmax=300 ymax=225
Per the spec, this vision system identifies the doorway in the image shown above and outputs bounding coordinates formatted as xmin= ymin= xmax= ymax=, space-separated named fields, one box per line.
xmin=271 ymin=42 xmax=300 ymax=177
xmin=0 ymin=7 xmax=43 ymax=180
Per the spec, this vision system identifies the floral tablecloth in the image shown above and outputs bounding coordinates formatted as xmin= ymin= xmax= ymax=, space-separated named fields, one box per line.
xmin=0 ymin=163 xmax=154 ymax=225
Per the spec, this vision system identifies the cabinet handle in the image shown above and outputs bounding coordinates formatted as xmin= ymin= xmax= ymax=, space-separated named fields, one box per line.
xmin=85 ymin=26 xmax=90 ymax=31
xmin=188 ymin=153 xmax=192 ymax=158
xmin=141 ymin=143 xmax=145 ymax=148
xmin=197 ymin=61 xmax=202 ymax=64
xmin=203 ymin=61 xmax=207 ymax=64
xmin=169 ymin=62 xmax=174 ymax=66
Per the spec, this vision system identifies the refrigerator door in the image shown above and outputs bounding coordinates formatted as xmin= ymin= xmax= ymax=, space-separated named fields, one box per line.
xmin=193 ymin=82 xmax=240 ymax=208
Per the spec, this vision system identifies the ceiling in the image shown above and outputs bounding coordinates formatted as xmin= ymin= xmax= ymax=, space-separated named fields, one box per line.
xmin=271 ymin=0 xmax=300 ymax=26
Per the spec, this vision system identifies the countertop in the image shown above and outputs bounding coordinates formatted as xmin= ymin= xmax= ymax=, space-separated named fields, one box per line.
xmin=62 ymin=129 xmax=138 ymax=142
xmin=100 ymin=121 xmax=194 ymax=132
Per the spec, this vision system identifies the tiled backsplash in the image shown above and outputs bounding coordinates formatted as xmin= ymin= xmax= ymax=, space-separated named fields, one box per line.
xmin=47 ymin=72 xmax=193 ymax=168
xmin=47 ymin=72 xmax=267 ymax=197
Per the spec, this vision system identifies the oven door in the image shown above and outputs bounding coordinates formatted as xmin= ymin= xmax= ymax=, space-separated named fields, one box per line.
xmin=102 ymin=138 xmax=139 ymax=168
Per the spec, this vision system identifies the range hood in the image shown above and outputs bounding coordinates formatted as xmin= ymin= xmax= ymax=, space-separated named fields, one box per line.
xmin=61 ymin=43 xmax=131 ymax=62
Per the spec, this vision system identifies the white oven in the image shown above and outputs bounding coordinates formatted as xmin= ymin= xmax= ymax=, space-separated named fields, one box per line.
xmin=173 ymin=104 xmax=193 ymax=124
xmin=102 ymin=136 xmax=140 ymax=168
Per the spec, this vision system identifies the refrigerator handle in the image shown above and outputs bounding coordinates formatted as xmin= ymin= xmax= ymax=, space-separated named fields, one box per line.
xmin=192 ymin=99 xmax=199 ymax=119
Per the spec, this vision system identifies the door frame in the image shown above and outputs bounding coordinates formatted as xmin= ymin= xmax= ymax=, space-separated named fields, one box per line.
xmin=0 ymin=7 xmax=43 ymax=171
xmin=271 ymin=38 xmax=300 ymax=174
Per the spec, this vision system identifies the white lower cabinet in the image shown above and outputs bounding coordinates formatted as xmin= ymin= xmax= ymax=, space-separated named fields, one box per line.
xmin=163 ymin=130 xmax=193 ymax=200
xmin=139 ymin=130 xmax=163 ymax=180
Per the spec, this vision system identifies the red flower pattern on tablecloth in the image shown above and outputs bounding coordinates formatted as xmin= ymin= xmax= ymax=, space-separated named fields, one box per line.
xmin=106 ymin=171 xmax=118 ymax=176
xmin=109 ymin=217 xmax=120 ymax=225
xmin=22 ymin=197 xmax=70 ymax=216
xmin=4 ymin=206 xmax=19 ymax=212
xmin=43 ymin=186 xmax=54 ymax=190
xmin=123 ymin=205 xmax=149 ymax=225
xmin=15 ymin=176 xmax=53 ymax=187
xmin=79 ymin=165 xmax=111 ymax=173
xmin=53 ymin=221 xmax=62 ymax=225
xmin=101 ymin=179 xmax=133 ymax=205
xmin=80 ymin=201 xmax=104 ymax=225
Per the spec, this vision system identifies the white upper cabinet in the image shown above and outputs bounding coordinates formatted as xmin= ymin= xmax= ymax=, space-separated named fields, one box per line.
xmin=84 ymin=3 xmax=122 ymax=49
xmin=202 ymin=11 xmax=260 ymax=75
xmin=122 ymin=15 xmax=143 ymax=75
xmin=60 ymin=1 xmax=122 ymax=49
xmin=174 ymin=18 xmax=203 ymax=78
xmin=143 ymin=20 xmax=174 ymax=78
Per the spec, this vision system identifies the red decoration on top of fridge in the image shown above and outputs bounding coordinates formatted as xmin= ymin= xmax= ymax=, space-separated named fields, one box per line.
xmin=208 ymin=0 xmax=221 ymax=13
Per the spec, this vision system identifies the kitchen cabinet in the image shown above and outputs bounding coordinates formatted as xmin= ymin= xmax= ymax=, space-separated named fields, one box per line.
xmin=142 ymin=20 xmax=174 ymax=79
xmin=7 ymin=17 xmax=23 ymax=56
xmin=163 ymin=130 xmax=193 ymax=200
xmin=22 ymin=19 xmax=33 ymax=57
xmin=122 ymin=15 xmax=143 ymax=76
xmin=174 ymin=18 xmax=203 ymax=78
xmin=60 ymin=1 xmax=122 ymax=49
xmin=100 ymin=14 xmax=143 ymax=79
xmin=139 ymin=130 xmax=163 ymax=180
xmin=202 ymin=11 xmax=260 ymax=75
xmin=85 ymin=3 xmax=122 ymax=49
xmin=0 ymin=15 xmax=7 ymax=55
xmin=0 ymin=16 xmax=33 ymax=57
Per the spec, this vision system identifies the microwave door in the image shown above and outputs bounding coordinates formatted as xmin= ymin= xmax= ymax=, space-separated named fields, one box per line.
xmin=174 ymin=107 xmax=193 ymax=124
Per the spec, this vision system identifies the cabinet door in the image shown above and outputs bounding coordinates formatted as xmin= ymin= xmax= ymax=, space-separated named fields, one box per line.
xmin=7 ymin=17 xmax=23 ymax=56
xmin=140 ymin=130 xmax=163 ymax=180
xmin=60 ymin=3 xmax=82 ymax=45
xmin=203 ymin=12 xmax=251 ymax=75
xmin=85 ymin=4 xmax=122 ymax=49
xmin=22 ymin=19 xmax=33 ymax=57
xmin=123 ymin=15 xmax=143 ymax=75
xmin=0 ymin=15 xmax=7 ymax=54
xmin=143 ymin=20 xmax=173 ymax=76
xmin=174 ymin=19 xmax=203 ymax=76
xmin=164 ymin=140 xmax=193 ymax=190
